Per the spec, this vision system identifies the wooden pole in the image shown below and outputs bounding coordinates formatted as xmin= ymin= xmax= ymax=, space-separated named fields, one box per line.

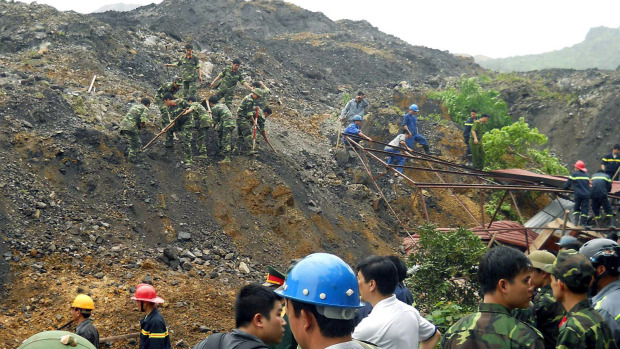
xmin=487 ymin=190 xmax=509 ymax=229
xmin=480 ymin=190 xmax=485 ymax=227
xmin=87 ymin=75 xmax=97 ymax=93
xmin=100 ymin=333 xmax=140 ymax=343
xmin=561 ymin=209 xmax=570 ymax=236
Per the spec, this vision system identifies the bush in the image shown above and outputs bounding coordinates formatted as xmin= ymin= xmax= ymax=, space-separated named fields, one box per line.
xmin=406 ymin=224 xmax=485 ymax=316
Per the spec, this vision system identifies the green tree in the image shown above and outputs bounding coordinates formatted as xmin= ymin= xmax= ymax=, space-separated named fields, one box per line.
xmin=482 ymin=118 xmax=568 ymax=175
xmin=429 ymin=75 xmax=511 ymax=129
xmin=407 ymin=224 xmax=485 ymax=319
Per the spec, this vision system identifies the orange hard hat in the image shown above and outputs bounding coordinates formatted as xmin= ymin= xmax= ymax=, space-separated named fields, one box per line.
xmin=131 ymin=284 xmax=164 ymax=304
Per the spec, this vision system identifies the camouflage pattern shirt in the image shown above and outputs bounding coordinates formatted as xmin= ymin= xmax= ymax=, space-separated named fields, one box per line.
xmin=188 ymin=102 xmax=212 ymax=129
xmin=120 ymin=103 xmax=148 ymax=132
xmin=255 ymin=87 xmax=271 ymax=109
xmin=216 ymin=68 xmax=245 ymax=92
xmin=556 ymin=299 xmax=617 ymax=349
xmin=174 ymin=55 xmax=200 ymax=82
xmin=533 ymin=284 xmax=564 ymax=349
xmin=211 ymin=103 xmax=234 ymax=129
xmin=156 ymin=82 xmax=180 ymax=101
xmin=441 ymin=303 xmax=544 ymax=349
xmin=237 ymin=94 xmax=260 ymax=120
xmin=165 ymin=99 xmax=191 ymax=125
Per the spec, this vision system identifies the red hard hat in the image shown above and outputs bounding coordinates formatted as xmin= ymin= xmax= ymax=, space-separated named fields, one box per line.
xmin=574 ymin=160 xmax=587 ymax=172
xmin=131 ymin=284 xmax=164 ymax=304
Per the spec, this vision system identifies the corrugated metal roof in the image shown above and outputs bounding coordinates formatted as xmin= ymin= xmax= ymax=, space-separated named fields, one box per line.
xmin=525 ymin=197 xmax=574 ymax=234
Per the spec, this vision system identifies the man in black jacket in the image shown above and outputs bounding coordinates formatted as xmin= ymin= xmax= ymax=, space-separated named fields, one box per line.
xmin=563 ymin=160 xmax=591 ymax=226
xmin=591 ymin=170 xmax=614 ymax=226
xmin=462 ymin=109 xmax=477 ymax=163
xmin=601 ymin=144 xmax=620 ymax=180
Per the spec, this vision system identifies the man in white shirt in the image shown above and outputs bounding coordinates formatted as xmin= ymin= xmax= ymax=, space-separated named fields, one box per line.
xmin=353 ymin=256 xmax=441 ymax=349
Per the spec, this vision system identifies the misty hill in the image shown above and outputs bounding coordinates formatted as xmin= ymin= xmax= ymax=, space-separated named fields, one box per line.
xmin=479 ymin=26 xmax=620 ymax=72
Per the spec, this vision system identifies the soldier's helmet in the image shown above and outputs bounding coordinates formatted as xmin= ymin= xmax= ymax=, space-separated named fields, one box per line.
xmin=580 ymin=238 xmax=620 ymax=275
xmin=251 ymin=88 xmax=263 ymax=98
xmin=543 ymin=249 xmax=595 ymax=289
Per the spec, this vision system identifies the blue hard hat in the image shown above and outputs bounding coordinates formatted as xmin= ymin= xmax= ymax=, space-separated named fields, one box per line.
xmin=409 ymin=104 xmax=419 ymax=112
xmin=276 ymin=253 xmax=362 ymax=310
xmin=350 ymin=115 xmax=363 ymax=121
xmin=556 ymin=235 xmax=579 ymax=247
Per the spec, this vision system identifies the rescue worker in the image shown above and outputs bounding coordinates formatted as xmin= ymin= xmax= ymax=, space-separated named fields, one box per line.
xmin=563 ymin=160 xmax=591 ymax=226
xmin=186 ymin=96 xmax=212 ymax=159
xmin=131 ymin=284 xmax=172 ymax=349
xmin=557 ymin=235 xmax=583 ymax=251
xmin=469 ymin=113 xmax=489 ymax=170
xmin=544 ymin=250 xmax=617 ymax=349
xmin=601 ymin=144 xmax=620 ymax=180
xmin=165 ymin=43 xmax=201 ymax=98
xmin=236 ymin=89 xmax=263 ymax=155
xmin=384 ymin=133 xmax=415 ymax=176
xmin=580 ymin=238 xmax=620 ymax=344
xmin=340 ymin=91 xmax=369 ymax=124
xmin=591 ymin=169 xmax=614 ymax=227
xmin=71 ymin=294 xmax=99 ymax=349
xmin=155 ymin=77 xmax=182 ymax=118
xmin=120 ymin=98 xmax=150 ymax=162
xmin=208 ymin=96 xmax=234 ymax=164
xmin=210 ymin=58 xmax=253 ymax=111
xmin=342 ymin=115 xmax=372 ymax=145
xmin=276 ymin=253 xmax=380 ymax=349
xmin=161 ymin=93 xmax=193 ymax=164
xmin=441 ymin=246 xmax=544 ymax=349
xmin=462 ymin=109 xmax=477 ymax=164
xmin=403 ymin=104 xmax=430 ymax=154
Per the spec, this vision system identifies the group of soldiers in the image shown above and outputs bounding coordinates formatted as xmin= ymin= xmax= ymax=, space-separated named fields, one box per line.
xmin=120 ymin=44 xmax=272 ymax=165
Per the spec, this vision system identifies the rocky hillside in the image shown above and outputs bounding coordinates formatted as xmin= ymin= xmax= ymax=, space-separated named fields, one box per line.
xmin=479 ymin=26 xmax=620 ymax=72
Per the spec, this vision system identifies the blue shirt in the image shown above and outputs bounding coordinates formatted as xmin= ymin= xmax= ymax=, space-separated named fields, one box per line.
xmin=403 ymin=112 xmax=418 ymax=136
xmin=344 ymin=122 xmax=361 ymax=135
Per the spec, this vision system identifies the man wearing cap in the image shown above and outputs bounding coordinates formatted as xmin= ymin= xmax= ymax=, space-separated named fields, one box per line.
xmin=165 ymin=43 xmax=202 ymax=98
xmin=71 ymin=294 xmax=99 ymax=349
xmin=557 ymin=236 xmax=583 ymax=251
xmin=156 ymin=77 xmax=182 ymax=119
xmin=210 ymin=58 xmax=253 ymax=111
xmin=524 ymin=251 xmax=564 ymax=349
xmin=469 ymin=113 xmax=489 ymax=170
xmin=340 ymin=92 xmax=369 ymax=125
xmin=441 ymin=246 xmax=544 ymax=349
xmin=120 ymin=98 xmax=150 ymax=162
xmin=236 ymin=89 xmax=264 ymax=155
xmin=208 ymin=96 xmax=235 ymax=164
xmin=353 ymin=256 xmax=440 ymax=349
xmin=262 ymin=266 xmax=297 ymax=349
xmin=545 ymin=250 xmax=616 ymax=349
xmin=132 ymin=284 xmax=171 ymax=349
xmin=462 ymin=109 xmax=477 ymax=164
xmin=580 ymin=238 xmax=620 ymax=344
xmin=193 ymin=284 xmax=286 ymax=349
xmin=276 ymin=253 xmax=380 ymax=349
xmin=563 ymin=160 xmax=591 ymax=226
xmin=342 ymin=115 xmax=372 ymax=146
xmin=403 ymin=104 xmax=430 ymax=154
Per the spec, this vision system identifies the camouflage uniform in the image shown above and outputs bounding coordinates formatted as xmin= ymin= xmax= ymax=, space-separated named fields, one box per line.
xmin=119 ymin=103 xmax=148 ymax=161
xmin=173 ymin=55 xmax=200 ymax=97
xmin=211 ymin=102 xmax=234 ymax=160
xmin=255 ymin=86 xmax=270 ymax=132
xmin=545 ymin=250 xmax=617 ymax=349
xmin=215 ymin=68 xmax=246 ymax=110
xmin=163 ymin=99 xmax=193 ymax=162
xmin=441 ymin=303 xmax=544 ymax=349
xmin=155 ymin=82 xmax=180 ymax=118
xmin=235 ymin=93 xmax=261 ymax=154
xmin=187 ymin=101 xmax=213 ymax=158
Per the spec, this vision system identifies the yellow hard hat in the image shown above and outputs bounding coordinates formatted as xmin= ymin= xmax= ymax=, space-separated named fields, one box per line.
xmin=71 ymin=294 xmax=95 ymax=310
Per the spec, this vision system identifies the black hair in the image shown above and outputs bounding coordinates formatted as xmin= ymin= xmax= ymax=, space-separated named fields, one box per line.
xmin=614 ymin=144 xmax=620 ymax=151
xmin=234 ymin=284 xmax=282 ymax=328
xmin=185 ymin=43 xmax=193 ymax=50
xmin=233 ymin=58 xmax=241 ymax=65
xmin=208 ymin=96 xmax=220 ymax=104
xmin=357 ymin=256 xmax=398 ymax=296
xmin=264 ymin=106 xmax=272 ymax=115
xmin=141 ymin=98 xmax=150 ymax=106
xmin=555 ymin=273 xmax=592 ymax=294
xmin=187 ymin=96 xmax=197 ymax=103
xmin=162 ymin=92 xmax=174 ymax=101
xmin=471 ymin=109 xmax=477 ymax=113
xmin=356 ymin=91 xmax=364 ymax=96
xmin=386 ymin=255 xmax=407 ymax=283
xmin=479 ymin=246 xmax=531 ymax=295
xmin=252 ymin=81 xmax=262 ymax=88
xmin=74 ymin=308 xmax=92 ymax=319
xmin=290 ymin=299 xmax=355 ymax=338
xmin=480 ymin=114 xmax=490 ymax=118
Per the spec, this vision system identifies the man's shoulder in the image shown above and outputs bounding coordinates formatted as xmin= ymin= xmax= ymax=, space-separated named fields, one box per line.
xmin=445 ymin=311 xmax=543 ymax=346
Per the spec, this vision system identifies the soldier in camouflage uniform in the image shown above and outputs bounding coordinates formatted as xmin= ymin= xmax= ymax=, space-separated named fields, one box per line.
xmin=165 ymin=43 xmax=202 ymax=98
xmin=155 ymin=76 xmax=182 ymax=119
xmin=119 ymin=98 xmax=150 ymax=162
xmin=210 ymin=58 xmax=252 ymax=111
xmin=187 ymin=96 xmax=213 ymax=159
xmin=208 ymin=96 xmax=235 ymax=164
xmin=235 ymin=89 xmax=263 ymax=155
xmin=544 ymin=249 xmax=617 ymax=349
xmin=162 ymin=93 xmax=193 ymax=164
xmin=441 ymin=246 xmax=544 ymax=349
xmin=252 ymin=81 xmax=271 ymax=146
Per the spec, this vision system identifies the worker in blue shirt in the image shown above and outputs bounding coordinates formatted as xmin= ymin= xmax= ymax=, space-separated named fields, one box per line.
xmin=563 ymin=160 xmax=591 ymax=227
xmin=342 ymin=115 xmax=372 ymax=145
xmin=403 ymin=104 xmax=430 ymax=154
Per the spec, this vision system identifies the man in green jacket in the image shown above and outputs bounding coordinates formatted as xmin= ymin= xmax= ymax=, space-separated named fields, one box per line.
xmin=469 ymin=113 xmax=489 ymax=170
xmin=120 ymin=98 xmax=150 ymax=162
xmin=210 ymin=58 xmax=252 ymax=111
xmin=236 ymin=89 xmax=263 ymax=156
xmin=165 ymin=43 xmax=202 ymax=98
xmin=187 ymin=96 xmax=212 ymax=159
xmin=208 ymin=96 xmax=235 ymax=164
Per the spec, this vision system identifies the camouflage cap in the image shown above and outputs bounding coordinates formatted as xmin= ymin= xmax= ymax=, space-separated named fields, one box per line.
xmin=528 ymin=250 xmax=556 ymax=270
xmin=251 ymin=88 xmax=264 ymax=97
xmin=543 ymin=249 xmax=595 ymax=289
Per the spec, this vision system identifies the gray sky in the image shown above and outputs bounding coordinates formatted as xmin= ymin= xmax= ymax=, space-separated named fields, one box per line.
xmin=18 ymin=0 xmax=620 ymax=58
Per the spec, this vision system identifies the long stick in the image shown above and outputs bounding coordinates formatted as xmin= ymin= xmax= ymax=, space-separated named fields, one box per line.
xmin=100 ymin=333 xmax=140 ymax=343
xmin=141 ymin=108 xmax=189 ymax=151
xmin=57 ymin=320 xmax=73 ymax=330
xmin=252 ymin=109 xmax=258 ymax=151
xmin=260 ymin=130 xmax=277 ymax=153
xmin=87 ymin=75 xmax=97 ymax=93
xmin=612 ymin=166 xmax=620 ymax=182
